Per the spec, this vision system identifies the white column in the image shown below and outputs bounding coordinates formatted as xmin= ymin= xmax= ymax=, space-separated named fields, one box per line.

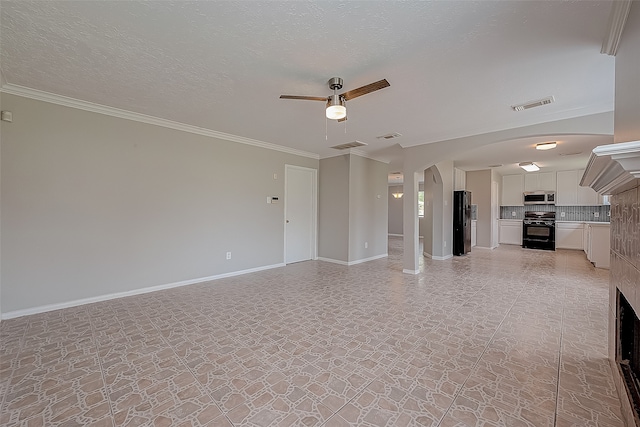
xmin=402 ymin=171 xmax=420 ymax=274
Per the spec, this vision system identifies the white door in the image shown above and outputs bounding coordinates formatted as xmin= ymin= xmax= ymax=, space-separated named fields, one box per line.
xmin=285 ymin=165 xmax=317 ymax=264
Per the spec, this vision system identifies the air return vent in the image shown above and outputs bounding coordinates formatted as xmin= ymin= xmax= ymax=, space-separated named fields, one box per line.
xmin=330 ymin=141 xmax=368 ymax=150
xmin=512 ymin=96 xmax=555 ymax=111
xmin=376 ymin=132 xmax=402 ymax=140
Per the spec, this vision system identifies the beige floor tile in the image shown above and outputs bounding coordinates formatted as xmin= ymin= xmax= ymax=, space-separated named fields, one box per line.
xmin=0 ymin=238 xmax=626 ymax=426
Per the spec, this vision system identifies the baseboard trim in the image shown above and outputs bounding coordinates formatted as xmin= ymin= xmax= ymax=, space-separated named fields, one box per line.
xmin=1 ymin=263 xmax=286 ymax=320
xmin=403 ymin=269 xmax=419 ymax=275
xmin=475 ymin=246 xmax=497 ymax=250
xmin=318 ymin=253 xmax=388 ymax=266
xmin=423 ymin=252 xmax=453 ymax=261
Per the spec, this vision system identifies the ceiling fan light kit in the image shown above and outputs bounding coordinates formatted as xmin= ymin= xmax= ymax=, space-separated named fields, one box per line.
xmin=326 ymin=94 xmax=346 ymax=120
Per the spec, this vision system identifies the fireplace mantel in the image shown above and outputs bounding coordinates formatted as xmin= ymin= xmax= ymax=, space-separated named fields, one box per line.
xmin=581 ymin=140 xmax=640 ymax=195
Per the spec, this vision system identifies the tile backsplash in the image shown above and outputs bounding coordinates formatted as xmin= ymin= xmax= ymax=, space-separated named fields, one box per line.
xmin=500 ymin=205 xmax=611 ymax=222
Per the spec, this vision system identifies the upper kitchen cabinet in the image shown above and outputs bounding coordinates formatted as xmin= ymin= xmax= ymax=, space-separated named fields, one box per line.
xmin=556 ymin=170 xmax=601 ymax=205
xmin=454 ymin=168 xmax=466 ymax=191
xmin=576 ymin=169 xmax=600 ymax=205
xmin=524 ymin=172 xmax=556 ymax=192
xmin=502 ymin=174 xmax=524 ymax=206
xmin=556 ymin=170 xmax=578 ymax=205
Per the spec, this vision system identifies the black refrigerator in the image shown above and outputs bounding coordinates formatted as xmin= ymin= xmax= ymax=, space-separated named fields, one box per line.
xmin=453 ymin=190 xmax=472 ymax=256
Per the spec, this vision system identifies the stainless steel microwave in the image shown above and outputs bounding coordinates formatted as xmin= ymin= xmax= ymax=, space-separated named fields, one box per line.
xmin=523 ymin=191 xmax=555 ymax=205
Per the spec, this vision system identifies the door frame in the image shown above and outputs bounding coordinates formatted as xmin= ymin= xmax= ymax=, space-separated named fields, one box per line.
xmin=284 ymin=164 xmax=318 ymax=264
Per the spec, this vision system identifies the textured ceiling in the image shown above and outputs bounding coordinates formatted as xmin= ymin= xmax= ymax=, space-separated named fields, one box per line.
xmin=0 ymin=1 xmax=616 ymax=168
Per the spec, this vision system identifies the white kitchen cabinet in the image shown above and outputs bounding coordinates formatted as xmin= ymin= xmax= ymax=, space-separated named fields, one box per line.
xmin=538 ymin=172 xmax=556 ymax=191
xmin=556 ymin=170 xmax=578 ymax=206
xmin=471 ymin=220 xmax=477 ymax=247
xmin=585 ymin=223 xmax=610 ymax=268
xmin=555 ymin=222 xmax=584 ymax=249
xmin=454 ymin=168 xmax=466 ymax=191
xmin=502 ymin=175 xmax=524 ymax=206
xmin=576 ymin=169 xmax=600 ymax=205
xmin=556 ymin=169 xmax=601 ymax=206
xmin=499 ymin=219 xmax=522 ymax=245
xmin=524 ymin=172 xmax=556 ymax=192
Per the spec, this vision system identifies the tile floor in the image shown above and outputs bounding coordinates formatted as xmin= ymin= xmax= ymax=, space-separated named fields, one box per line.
xmin=0 ymin=238 xmax=625 ymax=426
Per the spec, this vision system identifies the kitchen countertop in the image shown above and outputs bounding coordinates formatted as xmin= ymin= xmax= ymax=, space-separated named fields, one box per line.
xmin=556 ymin=220 xmax=610 ymax=225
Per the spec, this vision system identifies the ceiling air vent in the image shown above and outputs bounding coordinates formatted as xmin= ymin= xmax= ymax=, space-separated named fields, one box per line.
xmin=330 ymin=141 xmax=368 ymax=150
xmin=376 ymin=132 xmax=402 ymax=140
xmin=512 ymin=96 xmax=555 ymax=112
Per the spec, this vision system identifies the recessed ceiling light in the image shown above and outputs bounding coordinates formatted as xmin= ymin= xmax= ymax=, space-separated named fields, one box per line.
xmin=519 ymin=162 xmax=540 ymax=172
xmin=536 ymin=142 xmax=557 ymax=150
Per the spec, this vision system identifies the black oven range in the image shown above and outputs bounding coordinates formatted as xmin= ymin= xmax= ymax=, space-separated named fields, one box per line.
xmin=522 ymin=211 xmax=555 ymax=251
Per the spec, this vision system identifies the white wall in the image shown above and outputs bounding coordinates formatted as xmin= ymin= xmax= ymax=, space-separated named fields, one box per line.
xmin=319 ymin=153 xmax=388 ymax=264
xmin=614 ymin=2 xmax=640 ymax=143
xmin=388 ymin=185 xmax=403 ymax=235
xmin=0 ymin=93 xmax=318 ymax=315
xmin=467 ymin=169 xmax=494 ymax=248
xmin=318 ymin=155 xmax=350 ymax=262
xmin=348 ymin=155 xmax=388 ymax=262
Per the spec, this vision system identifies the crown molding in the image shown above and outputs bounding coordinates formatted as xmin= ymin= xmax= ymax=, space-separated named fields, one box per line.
xmin=319 ymin=148 xmax=390 ymax=164
xmin=601 ymin=0 xmax=632 ymax=56
xmin=581 ymin=140 xmax=640 ymax=195
xmin=0 ymin=83 xmax=319 ymax=160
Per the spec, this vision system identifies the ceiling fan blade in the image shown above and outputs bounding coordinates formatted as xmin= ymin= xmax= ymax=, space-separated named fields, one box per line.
xmin=279 ymin=95 xmax=328 ymax=101
xmin=341 ymin=79 xmax=390 ymax=101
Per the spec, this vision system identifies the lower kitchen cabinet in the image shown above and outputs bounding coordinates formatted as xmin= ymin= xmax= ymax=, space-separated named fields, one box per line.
xmin=585 ymin=223 xmax=610 ymax=268
xmin=499 ymin=219 xmax=522 ymax=245
xmin=555 ymin=222 xmax=584 ymax=249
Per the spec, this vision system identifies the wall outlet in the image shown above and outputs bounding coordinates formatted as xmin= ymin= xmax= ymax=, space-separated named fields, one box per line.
xmin=512 ymin=211 xmax=516 ymax=217
xmin=273 ymin=173 xmax=277 ymax=180
xmin=594 ymin=212 xmax=599 ymax=218
xmin=560 ymin=212 xmax=566 ymax=217
xmin=226 ymin=252 xmax=232 ymax=260
xmin=364 ymin=242 xmax=368 ymax=249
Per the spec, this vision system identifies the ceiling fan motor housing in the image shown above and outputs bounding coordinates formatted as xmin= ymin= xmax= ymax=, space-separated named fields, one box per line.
xmin=328 ymin=77 xmax=343 ymax=91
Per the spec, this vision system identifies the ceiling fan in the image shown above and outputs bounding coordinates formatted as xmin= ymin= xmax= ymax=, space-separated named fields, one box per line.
xmin=280 ymin=77 xmax=390 ymax=121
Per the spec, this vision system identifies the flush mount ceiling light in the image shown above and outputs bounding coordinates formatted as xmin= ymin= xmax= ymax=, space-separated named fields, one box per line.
xmin=536 ymin=142 xmax=557 ymax=150
xmin=519 ymin=162 xmax=540 ymax=172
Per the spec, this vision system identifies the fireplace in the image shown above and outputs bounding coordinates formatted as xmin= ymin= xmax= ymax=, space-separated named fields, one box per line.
xmin=618 ymin=291 xmax=640 ymax=425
